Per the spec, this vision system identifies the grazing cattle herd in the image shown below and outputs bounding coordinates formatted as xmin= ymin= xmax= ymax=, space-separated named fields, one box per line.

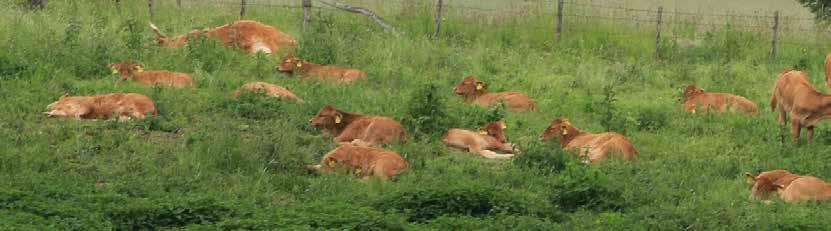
xmin=43 ymin=19 xmax=831 ymax=202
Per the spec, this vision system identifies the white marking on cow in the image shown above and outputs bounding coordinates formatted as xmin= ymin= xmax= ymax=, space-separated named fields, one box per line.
xmin=252 ymin=42 xmax=272 ymax=54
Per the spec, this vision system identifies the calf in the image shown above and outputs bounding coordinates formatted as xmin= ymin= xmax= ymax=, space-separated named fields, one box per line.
xmin=779 ymin=176 xmax=831 ymax=203
xmin=307 ymin=144 xmax=409 ymax=180
xmin=109 ymin=61 xmax=195 ymax=88
xmin=539 ymin=118 xmax=637 ymax=163
xmin=442 ymin=120 xmax=517 ymax=159
xmin=149 ymin=20 xmax=297 ymax=55
xmin=683 ymin=84 xmax=758 ymax=115
xmin=745 ymin=170 xmax=801 ymax=201
xmin=232 ymin=81 xmax=303 ymax=103
xmin=452 ymin=76 xmax=535 ymax=112
xmin=44 ymin=93 xmax=156 ymax=121
xmin=770 ymin=70 xmax=831 ymax=144
xmin=309 ymin=105 xmax=407 ymax=147
xmin=277 ymin=55 xmax=367 ymax=83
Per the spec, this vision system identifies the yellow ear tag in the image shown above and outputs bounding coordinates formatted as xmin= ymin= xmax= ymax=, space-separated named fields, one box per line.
xmin=136 ymin=67 xmax=144 ymax=73
xmin=691 ymin=108 xmax=696 ymax=114
xmin=501 ymin=124 xmax=507 ymax=129
xmin=111 ymin=69 xmax=119 ymax=74
xmin=479 ymin=131 xmax=488 ymax=135
xmin=296 ymin=62 xmax=303 ymax=68
xmin=334 ymin=115 xmax=342 ymax=124
xmin=776 ymin=186 xmax=784 ymax=193
xmin=476 ymin=83 xmax=483 ymax=90
xmin=745 ymin=178 xmax=754 ymax=185
xmin=328 ymin=160 xmax=337 ymax=168
xmin=561 ymin=129 xmax=568 ymax=136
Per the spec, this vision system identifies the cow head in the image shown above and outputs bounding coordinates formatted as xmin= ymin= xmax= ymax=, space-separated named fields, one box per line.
xmin=539 ymin=118 xmax=578 ymax=143
xmin=108 ymin=61 xmax=144 ymax=79
xmin=683 ymin=84 xmax=705 ymax=99
xmin=277 ymin=55 xmax=302 ymax=73
xmin=453 ymin=76 xmax=486 ymax=97
xmin=745 ymin=170 xmax=798 ymax=201
xmin=479 ymin=120 xmax=507 ymax=143
xmin=44 ymin=93 xmax=90 ymax=118
xmin=309 ymin=104 xmax=344 ymax=128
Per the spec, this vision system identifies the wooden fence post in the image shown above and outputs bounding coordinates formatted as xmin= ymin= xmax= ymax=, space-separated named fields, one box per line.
xmin=556 ymin=0 xmax=563 ymax=43
xmin=147 ymin=0 xmax=154 ymax=19
xmin=770 ymin=11 xmax=779 ymax=64
xmin=177 ymin=0 xmax=181 ymax=8
xmin=432 ymin=0 xmax=443 ymax=39
xmin=302 ymin=0 xmax=312 ymax=31
xmin=240 ymin=0 xmax=247 ymax=19
xmin=654 ymin=6 xmax=663 ymax=61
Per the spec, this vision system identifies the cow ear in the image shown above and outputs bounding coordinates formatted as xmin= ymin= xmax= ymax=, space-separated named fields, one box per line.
xmin=61 ymin=93 xmax=70 ymax=99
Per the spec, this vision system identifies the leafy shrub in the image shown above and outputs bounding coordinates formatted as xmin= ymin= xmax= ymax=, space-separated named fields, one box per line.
xmin=403 ymin=84 xmax=452 ymax=138
xmin=374 ymin=185 xmax=528 ymax=222
xmin=513 ymin=142 xmax=568 ymax=175
xmin=636 ymin=108 xmax=669 ymax=131
xmin=274 ymin=201 xmax=408 ymax=230
xmin=548 ymin=162 xmax=627 ymax=213
xmin=106 ymin=197 xmax=232 ymax=230
xmin=221 ymin=89 xmax=283 ymax=120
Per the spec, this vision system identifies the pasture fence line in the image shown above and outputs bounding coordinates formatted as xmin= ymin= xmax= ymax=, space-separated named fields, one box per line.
xmin=147 ymin=0 xmax=830 ymax=63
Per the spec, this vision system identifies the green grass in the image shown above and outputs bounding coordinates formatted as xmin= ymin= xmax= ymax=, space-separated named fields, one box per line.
xmin=2 ymin=0 xmax=831 ymax=229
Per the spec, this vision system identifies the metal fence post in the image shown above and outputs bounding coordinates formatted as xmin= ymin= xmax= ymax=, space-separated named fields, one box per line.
xmin=240 ymin=0 xmax=247 ymax=19
xmin=556 ymin=0 xmax=564 ymax=43
xmin=432 ymin=0 xmax=444 ymax=39
xmin=654 ymin=6 xmax=663 ymax=61
xmin=770 ymin=11 xmax=779 ymax=64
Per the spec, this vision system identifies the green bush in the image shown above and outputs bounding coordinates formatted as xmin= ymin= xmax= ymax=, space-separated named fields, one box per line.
xmin=106 ymin=197 xmax=232 ymax=230
xmin=374 ymin=185 xmax=528 ymax=222
xmin=403 ymin=84 xmax=453 ymax=139
xmin=636 ymin=108 xmax=669 ymax=131
xmin=512 ymin=142 xmax=568 ymax=175
xmin=548 ymin=162 xmax=627 ymax=213
xmin=220 ymin=89 xmax=283 ymax=120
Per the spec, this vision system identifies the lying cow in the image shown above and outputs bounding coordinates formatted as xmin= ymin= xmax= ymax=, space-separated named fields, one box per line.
xmin=45 ymin=93 xmax=156 ymax=121
xmin=683 ymin=84 xmax=758 ymax=115
xmin=825 ymin=52 xmax=831 ymax=89
xmin=109 ymin=61 xmax=196 ymax=88
xmin=452 ymin=76 xmax=535 ymax=112
xmin=309 ymin=105 xmax=407 ymax=147
xmin=778 ymin=175 xmax=831 ymax=203
xmin=539 ymin=118 xmax=637 ymax=163
xmin=232 ymin=81 xmax=303 ymax=103
xmin=442 ymin=120 xmax=517 ymax=159
xmin=770 ymin=70 xmax=831 ymax=144
xmin=149 ymin=20 xmax=297 ymax=55
xmin=745 ymin=170 xmax=801 ymax=201
xmin=307 ymin=144 xmax=409 ymax=180
xmin=277 ymin=55 xmax=367 ymax=83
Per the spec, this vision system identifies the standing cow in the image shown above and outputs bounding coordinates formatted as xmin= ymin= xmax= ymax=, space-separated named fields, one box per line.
xmin=770 ymin=70 xmax=831 ymax=144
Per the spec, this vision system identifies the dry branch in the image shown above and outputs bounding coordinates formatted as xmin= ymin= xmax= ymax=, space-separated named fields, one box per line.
xmin=316 ymin=0 xmax=403 ymax=35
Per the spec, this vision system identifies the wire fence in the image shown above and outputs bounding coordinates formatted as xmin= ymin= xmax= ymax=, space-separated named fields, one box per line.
xmin=146 ymin=0 xmax=831 ymax=60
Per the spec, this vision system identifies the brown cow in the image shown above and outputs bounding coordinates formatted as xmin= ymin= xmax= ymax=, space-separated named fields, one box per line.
xmin=149 ymin=20 xmax=297 ymax=55
xmin=452 ymin=76 xmax=536 ymax=112
xmin=442 ymin=120 xmax=517 ymax=159
xmin=306 ymin=144 xmax=409 ymax=180
xmin=309 ymin=105 xmax=407 ymax=147
xmin=232 ymin=81 xmax=303 ymax=103
xmin=745 ymin=170 xmax=801 ymax=201
xmin=539 ymin=118 xmax=637 ymax=163
xmin=778 ymin=176 xmax=831 ymax=203
xmin=683 ymin=84 xmax=758 ymax=115
xmin=770 ymin=69 xmax=831 ymax=144
xmin=276 ymin=55 xmax=367 ymax=83
xmin=44 ymin=93 xmax=156 ymax=121
xmin=109 ymin=61 xmax=195 ymax=88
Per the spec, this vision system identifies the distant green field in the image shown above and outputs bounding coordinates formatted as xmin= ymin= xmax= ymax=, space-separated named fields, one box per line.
xmin=1 ymin=0 xmax=831 ymax=230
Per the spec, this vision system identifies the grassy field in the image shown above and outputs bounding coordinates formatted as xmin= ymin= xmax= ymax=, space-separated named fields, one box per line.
xmin=2 ymin=0 xmax=831 ymax=229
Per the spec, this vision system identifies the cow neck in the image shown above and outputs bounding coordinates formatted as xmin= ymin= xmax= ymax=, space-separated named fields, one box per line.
xmin=684 ymin=92 xmax=704 ymax=103
xmin=557 ymin=127 xmax=584 ymax=148
xmin=813 ymin=92 xmax=831 ymax=116
xmin=464 ymin=89 xmax=488 ymax=102
xmin=296 ymin=61 xmax=322 ymax=74
xmin=330 ymin=111 xmax=364 ymax=135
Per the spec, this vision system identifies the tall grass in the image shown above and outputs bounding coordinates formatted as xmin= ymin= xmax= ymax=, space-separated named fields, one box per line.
xmin=1 ymin=0 xmax=831 ymax=229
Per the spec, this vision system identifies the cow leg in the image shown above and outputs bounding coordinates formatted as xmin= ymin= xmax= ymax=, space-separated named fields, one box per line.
xmin=807 ymin=126 xmax=815 ymax=144
xmin=791 ymin=118 xmax=801 ymax=144
xmin=777 ymin=108 xmax=787 ymax=124
xmin=471 ymin=146 xmax=514 ymax=159
xmin=497 ymin=143 xmax=516 ymax=154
